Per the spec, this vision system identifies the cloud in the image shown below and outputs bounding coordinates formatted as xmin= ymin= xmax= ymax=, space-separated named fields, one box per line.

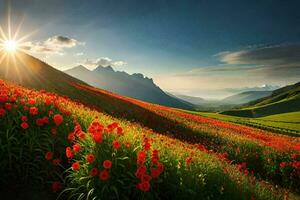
xmin=23 ymin=35 xmax=82 ymax=55
xmin=75 ymin=52 xmax=84 ymax=56
xmin=83 ymin=57 xmax=128 ymax=67
xmin=45 ymin=36 xmax=80 ymax=48
xmin=156 ymin=43 xmax=300 ymax=98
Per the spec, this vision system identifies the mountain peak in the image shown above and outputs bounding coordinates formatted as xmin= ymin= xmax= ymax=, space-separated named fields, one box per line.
xmin=94 ymin=65 xmax=115 ymax=72
xmin=65 ymin=65 xmax=90 ymax=73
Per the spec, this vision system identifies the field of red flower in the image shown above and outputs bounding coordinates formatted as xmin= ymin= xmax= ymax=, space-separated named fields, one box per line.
xmin=71 ymin=83 xmax=300 ymax=194
xmin=0 ymin=79 xmax=299 ymax=199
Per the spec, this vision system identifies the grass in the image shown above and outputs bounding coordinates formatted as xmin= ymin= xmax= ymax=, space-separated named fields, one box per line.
xmin=1 ymin=79 xmax=293 ymax=200
xmin=185 ymin=110 xmax=300 ymax=136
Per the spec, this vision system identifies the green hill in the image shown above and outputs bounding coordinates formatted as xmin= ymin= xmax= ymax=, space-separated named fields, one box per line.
xmin=221 ymin=81 xmax=300 ymax=117
xmin=222 ymin=91 xmax=272 ymax=105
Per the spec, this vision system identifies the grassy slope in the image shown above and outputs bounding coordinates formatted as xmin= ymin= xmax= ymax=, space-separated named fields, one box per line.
xmin=0 ymin=80 xmax=289 ymax=200
xmin=221 ymin=82 xmax=300 ymax=117
xmin=186 ymin=111 xmax=300 ymax=136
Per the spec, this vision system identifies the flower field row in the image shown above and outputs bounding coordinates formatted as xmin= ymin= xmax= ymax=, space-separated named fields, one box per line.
xmin=70 ymin=83 xmax=300 ymax=193
xmin=0 ymin=79 xmax=293 ymax=199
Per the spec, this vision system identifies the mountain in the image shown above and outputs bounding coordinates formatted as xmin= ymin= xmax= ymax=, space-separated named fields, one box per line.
xmin=65 ymin=65 xmax=193 ymax=109
xmin=221 ymin=81 xmax=300 ymax=117
xmin=222 ymin=91 xmax=272 ymax=105
xmin=170 ymin=94 xmax=205 ymax=105
xmin=0 ymin=52 xmax=197 ymax=135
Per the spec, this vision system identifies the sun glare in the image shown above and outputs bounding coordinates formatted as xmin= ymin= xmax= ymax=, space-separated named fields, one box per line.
xmin=3 ymin=40 xmax=18 ymax=52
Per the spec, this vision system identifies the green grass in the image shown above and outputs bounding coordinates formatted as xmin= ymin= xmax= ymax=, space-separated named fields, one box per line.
xmin=185 ymin=111 xmax=300 ymax=136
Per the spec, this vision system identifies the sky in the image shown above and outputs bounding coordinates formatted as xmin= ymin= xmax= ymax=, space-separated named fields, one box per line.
xmin=0 ymin=0 xmax=299 ymax=99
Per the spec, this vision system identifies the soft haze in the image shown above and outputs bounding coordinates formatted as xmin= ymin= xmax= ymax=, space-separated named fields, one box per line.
xmin=0 ymin=0 xmax=299 ymax=99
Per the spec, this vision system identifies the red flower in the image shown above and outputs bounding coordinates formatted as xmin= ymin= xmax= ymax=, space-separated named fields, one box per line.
xmin=36 ymin=118 xmax=45 ymax=126
xmin=29 ymin=107 xmax=38 ymax=115
xmin=72 ymin=162 xmax=80 ymax=170
xmin=151 ymin=168 xmax=161 ymax=178
xmin=45 ymin=151 xmax=54 ymax=160
xmin=0 ymin=108 xmax=6 ymax=117
xmin=143 ymin=138 xmax=151 ymax=151
xmin=92 ymin=132 xmax=103 ymax=143
xmin=21 ymin=122 xmax=29 ymax=129
xmin=28 ymin=98 xmax=36 ymax=105
xmin=185 ymin=156 xmax=193 ymax=166
xmin=51 ymin=128 xmax=57 ymax=135
xmin=112 ymin=140 xmax=121 ymax=150
xmin=53 ymin=114 xmax=63 ymax=126
xmin=103 ymin=160 xmax=112 ymax=169
xmin=137 ymin=151 xmax=146 ymax=165
xmin=117 ymin=127 xmax=124 ymax=136
xmin=68 ymin=133 xmax=75 ymax=141
xmin=5 ymin=103 xmax=12 ymax=110
xmin=90 ymin=168 xmax=98 ymax=177
xmin=280 ymin=162 xmax=287 ymax=169
xmin=52 ymin=181 xmax=62 ymax=193
xmin=135 ymin=165 xmax=147 ymax=179
xmin=78 ymin=132 xmax=86 ymax=140
xmin=73 ymin=143 xmax=81 ymax=153
xmin=137 ymin=181 xmax=150 ymax=192
xmin=99 ymin=170 xmax=109 ymax=181
xmin=65 ymin=147 xmax=74 ymax=159
xmin=52 ymin=159 xmax=61 ymax=166
xmin=21 ymin=116 xmax=28 ymax=122
xmin=86 ymin=154 xmax=96 ymax=164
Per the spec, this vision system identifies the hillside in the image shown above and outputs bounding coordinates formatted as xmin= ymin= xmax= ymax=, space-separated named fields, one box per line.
xmin=1 ymin=52 xmax=300 ymax=198
xmin=2 ymin=79 xmax=295 ymax=199
xmin=65 ymin=65 xmax=193 ymax=109
xmin=222 ymin=91 xmax=272 ymax=105
xmin=221 ymin=82 xmax=300 ymax=117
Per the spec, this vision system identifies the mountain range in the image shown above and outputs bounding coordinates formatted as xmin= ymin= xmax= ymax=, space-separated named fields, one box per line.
xmin=221 ymin=81 xmax=300 ymax=117
xmin=65 ymin=65 xmax=193 ymax=109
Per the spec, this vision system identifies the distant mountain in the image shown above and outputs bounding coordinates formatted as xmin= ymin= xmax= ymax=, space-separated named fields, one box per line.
xmin=171 ymin=94 xmax=205 ymax=105
xmin=222 ymin=91 xmax=272 ymax=105
xmin=65 ymin=65 xmax=193 ymax=109
xmin=221 ymin=82 xmax=300 ymax=117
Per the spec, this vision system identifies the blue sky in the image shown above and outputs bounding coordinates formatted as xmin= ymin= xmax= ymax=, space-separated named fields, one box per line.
xmin=0 ymin=0 xmax=300 ymax=98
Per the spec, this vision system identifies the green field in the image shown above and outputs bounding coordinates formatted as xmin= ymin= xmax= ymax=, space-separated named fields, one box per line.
xmin=186 ymin=110 xmax=300 ymax=136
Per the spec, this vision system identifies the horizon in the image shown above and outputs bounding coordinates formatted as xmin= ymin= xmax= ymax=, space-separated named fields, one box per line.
xmin=0 ymin=0 xmax=299 ymax=99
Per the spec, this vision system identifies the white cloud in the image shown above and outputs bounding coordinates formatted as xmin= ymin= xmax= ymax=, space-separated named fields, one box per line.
xmin=83 ymin=57 xmax=127 ymax=67
xmin=23 ymin=35 xmax=82 ymax=55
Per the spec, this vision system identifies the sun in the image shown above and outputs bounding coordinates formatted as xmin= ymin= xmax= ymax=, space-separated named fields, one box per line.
xmin=3 ymin=40 xmax=18 ymax=52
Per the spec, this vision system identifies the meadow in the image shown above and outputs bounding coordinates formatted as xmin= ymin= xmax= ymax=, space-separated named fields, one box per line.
xmin=0 ymin=79 xmax=300 ymax=199
xmin=185 ymin=111 xmax=300 ymax=137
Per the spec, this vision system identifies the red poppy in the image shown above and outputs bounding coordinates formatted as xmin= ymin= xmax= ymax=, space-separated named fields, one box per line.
xmin=78 ymin=132 xmax=86 ymax=140
xmin=52 ymin=159 xmax=61 ymax=166
xmin=151 ymin=168 xmax=161 ymax=178
xmin=53 ymin=114 xmax=63 ymax=126
xmin=52 ymin=181 xmax=62 ymax=193
xmin=0 ymin=108 xmax=6 ymax=117
xmin=86 ymin=154 xmax=96 ymax=164
xmin=29 ymin=107 xmax=38 ymax=115
xmin=92 ymin=132 xmax=103 ymax=143
xmin=21 ymin=122 xmax=29 ymax=129
xmin=73 ymin=143 xmax=81 ymax=153
xmin=137 ymin=151 xmax=146 ymax=165
xmin=45 ymin=151 xmax=54 ymax=160
xmin=28 ymin=98 xmax=36 ymax=105
xmin=36 ymin=118 xmax=45 ymax=126
xmin=103 ymin=160 xmax=112 ymax=169
xmin=5 ymin=103 xmax=12 ymax=110
xmin=90 ymin=168 xmax=98 ymax=177
xmin=99 ymin=170 xmax=109 ymax=181
xmin=72 ymin=162 xmax=80 ymax=170
xmin=65 ymin=147 xmax=74 ymax=159
xmin=21 ymin=116 xmax=28 ymax=122
xmin=112 ymin=140 xmax=121 ymax=150
xmin=137 ymin=181 xmax=150 ymax=192
xmin=68 ymin=133 xmax=75 ymax=141
xmin=51 ymin=128 xmax=57 ymax=135
xmin=117 ymin=127 xmax=124 ymax=136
